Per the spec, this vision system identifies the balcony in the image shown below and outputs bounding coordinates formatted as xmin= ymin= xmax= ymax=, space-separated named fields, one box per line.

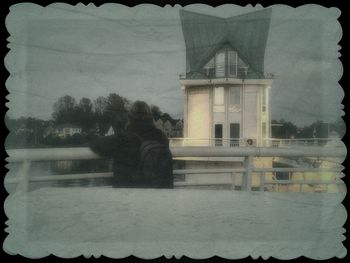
xmin=179 ymin=62 xmax=274 ymax=81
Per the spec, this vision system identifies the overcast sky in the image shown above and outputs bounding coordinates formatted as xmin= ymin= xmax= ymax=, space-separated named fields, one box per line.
xmin=5 ymin=3 xmax=343 ymax=126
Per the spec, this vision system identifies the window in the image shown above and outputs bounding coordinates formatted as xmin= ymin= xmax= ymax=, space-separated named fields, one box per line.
xmin=215 ymin=51 xmax=225 ymax=77
xmin=200 ymin=48 xmax=250 ymax=78
xmin=230 ymin=123 xmax=240 ymax=147
xmin=229 ymin=86 xmax=241 ymax=106
xmin=203 ymin=58 xmax=215 ymax=77
xmin=237 ymin=57 xmax=249 ymax=77
xmin=262 ymin=122 xmax=267 ymax=138
xmin=215 ymin=124 xmax=223 ymax=146
xmin=262 ymin=88 xmax=267 ymax=112
xmin=214 ymin=87 xmax=225 ymax=105
xmin=228 ymin=50 xmax=237 ymax=76
xmin=273 ymin=162 xmax=291 ymax=180
xmin=186 ymin=59 xmax=190 ymax=73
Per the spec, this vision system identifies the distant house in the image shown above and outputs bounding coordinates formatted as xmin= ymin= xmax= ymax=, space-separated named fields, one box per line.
xmin=172 ymin=119 xmax=184 ymax=137
xmin=153 ymin=117 xmax=183 ymax=138
xmin=104 ymin=126 xmax=115 ymax=136
xmin=153 ymin=118 xmax=164 ymax=131
xmin=54 ymin=124 xmax=82 ymax=138
xmin=163 ymin=120 xmax=172 ymax=137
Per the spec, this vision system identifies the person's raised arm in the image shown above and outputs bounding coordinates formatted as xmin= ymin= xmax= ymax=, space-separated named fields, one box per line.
xmin=89 ymin=135 xmax=118 ymax=157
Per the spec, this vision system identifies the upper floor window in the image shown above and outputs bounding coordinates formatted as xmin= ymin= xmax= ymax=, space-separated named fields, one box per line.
xmin=214 ymin=87 xmax=225 ymax=105
xmin=237 ymin=57 xmax=249 ymax=77
xmin=230 ymin=86 xmax=241 ymax=106
xmin=262 ymin=88 xmax=267 ymax=112
xmin=186 ymin=59 xmax=191 ymax=73
xmin=228 ymin=50 xmax=238 ymax=76
xmin=202 ymin=48 xmax=249 ymax=78
xmin=203 ymin=58 xmax=215 ymax=77
xmin=215 ymin=51 xmax=225 ymax=77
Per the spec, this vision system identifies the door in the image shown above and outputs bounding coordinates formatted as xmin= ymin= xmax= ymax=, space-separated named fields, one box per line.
xmin=230 ymin=123 xmax=240 ymax=147
xmin=215 ymin=124 xmax=223 ymax=146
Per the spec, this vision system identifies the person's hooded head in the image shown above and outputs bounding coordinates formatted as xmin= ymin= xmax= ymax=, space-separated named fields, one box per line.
xmin=126 ymin=101 xmax=154 ymax=133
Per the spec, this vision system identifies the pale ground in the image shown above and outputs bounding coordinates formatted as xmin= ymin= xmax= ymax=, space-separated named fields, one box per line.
xmin=3 ymin=187 xmax=347 ymax=259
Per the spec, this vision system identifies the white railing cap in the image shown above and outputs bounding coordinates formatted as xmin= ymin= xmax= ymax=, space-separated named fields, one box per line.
xmin=5 ymin=146 xmax=347 ymax=163
xmin=6 ymin=147 xmax=101 ymax=162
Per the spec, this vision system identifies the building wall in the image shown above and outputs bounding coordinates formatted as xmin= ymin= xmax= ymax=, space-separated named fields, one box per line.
xmin=243 ymin=85 xmax=259 ymax=142
xmin=184 ymin=83 xmax=270 ymax=146
xmin=187 ymin=86 xmax=210 ymax=145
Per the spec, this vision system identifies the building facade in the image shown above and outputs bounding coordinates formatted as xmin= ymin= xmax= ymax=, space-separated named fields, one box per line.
xmin=154 ymin=118 xmax=184 ymax=138
xmin=180 ymin=9 xmax=273 ymax=147
xmin=54 ymin=124 xmax=82 ymax=138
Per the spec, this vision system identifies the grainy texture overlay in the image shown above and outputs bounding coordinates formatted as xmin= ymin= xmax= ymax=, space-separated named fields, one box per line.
xmin=4 ymin=3 xmax=346 ymax=259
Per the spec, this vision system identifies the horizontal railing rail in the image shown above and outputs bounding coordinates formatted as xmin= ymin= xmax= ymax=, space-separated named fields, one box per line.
xmin=169 ymin=138 xmax=253 ymax=147
xmin=264 ymin=138 xmax=338 ymax=147
xmin=169 ymin=137 xmax=340 ymax=147
xmin=5 ymin=146 xmax=346 ymax=193
xmin=6 ymin=146 xmax=346 ymax=161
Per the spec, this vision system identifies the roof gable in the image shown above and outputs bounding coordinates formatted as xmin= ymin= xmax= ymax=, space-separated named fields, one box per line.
xmin=180 ymin=8 xmax=272 ymax=76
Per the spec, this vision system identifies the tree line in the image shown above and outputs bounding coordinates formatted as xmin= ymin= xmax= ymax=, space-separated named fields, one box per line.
xmin=51 ymin=93 xmax=176 ymax=135
xmin=271 ymin=118 xmax=345 ymax=139
xmin=52 ymin=93 xmax=130 ymax=135
xmin=4 ymin=92 xmax=345 ymax=149
xmin=5 ymin=93 xmax=177 ymax=148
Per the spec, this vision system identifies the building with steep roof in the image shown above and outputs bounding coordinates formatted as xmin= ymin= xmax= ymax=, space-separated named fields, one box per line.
xmin=179 ymin=9 xmax=273 ymax=146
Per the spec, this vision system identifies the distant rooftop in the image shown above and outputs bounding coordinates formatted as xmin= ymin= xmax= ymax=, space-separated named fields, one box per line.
xmin=54 ymin=123 xmax=82 ymax=129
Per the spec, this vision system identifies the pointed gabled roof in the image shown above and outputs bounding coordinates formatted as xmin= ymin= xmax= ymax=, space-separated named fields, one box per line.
xmin=180 ymin=8 xmax=272 ymax=77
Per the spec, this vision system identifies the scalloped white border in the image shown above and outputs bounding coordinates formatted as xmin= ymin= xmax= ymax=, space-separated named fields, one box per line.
xmin=3 ymin=2 xmax=346 ymax=260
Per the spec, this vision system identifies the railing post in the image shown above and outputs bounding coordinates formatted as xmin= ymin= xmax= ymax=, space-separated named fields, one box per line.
xmin=230 ymin=172 xmax=235 ymax=190
xmin=243 ymin=155 xmax=253 ymax=191
xmin=16 ymin=160 xmax=31 ymax=194
xmin=260 ymin=172 xmax=265 ymax=191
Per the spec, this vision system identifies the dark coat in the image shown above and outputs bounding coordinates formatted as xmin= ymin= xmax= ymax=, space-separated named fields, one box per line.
xmin=89 ymin=122 xmax=170 ymax=188
xmin=126 ymin=121 xmax=169 ymax=146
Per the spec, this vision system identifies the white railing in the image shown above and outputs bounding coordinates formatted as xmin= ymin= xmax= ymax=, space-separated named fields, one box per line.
xmin=5 ymin=146 xmax=346 ymax=193
xmin=264 ymin=138 xmax=338 ymax=147
xmin=170 ymin=137 xmax=340 ymax=148
xmin=169 ymin=138 xmax=256 ymax=147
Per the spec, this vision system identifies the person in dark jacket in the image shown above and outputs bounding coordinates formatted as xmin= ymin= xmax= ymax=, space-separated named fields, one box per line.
xmin=89 ymin=101 xmax=170 ymax=188
xmin=125 ymin=101 xmax=169 ymax=145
